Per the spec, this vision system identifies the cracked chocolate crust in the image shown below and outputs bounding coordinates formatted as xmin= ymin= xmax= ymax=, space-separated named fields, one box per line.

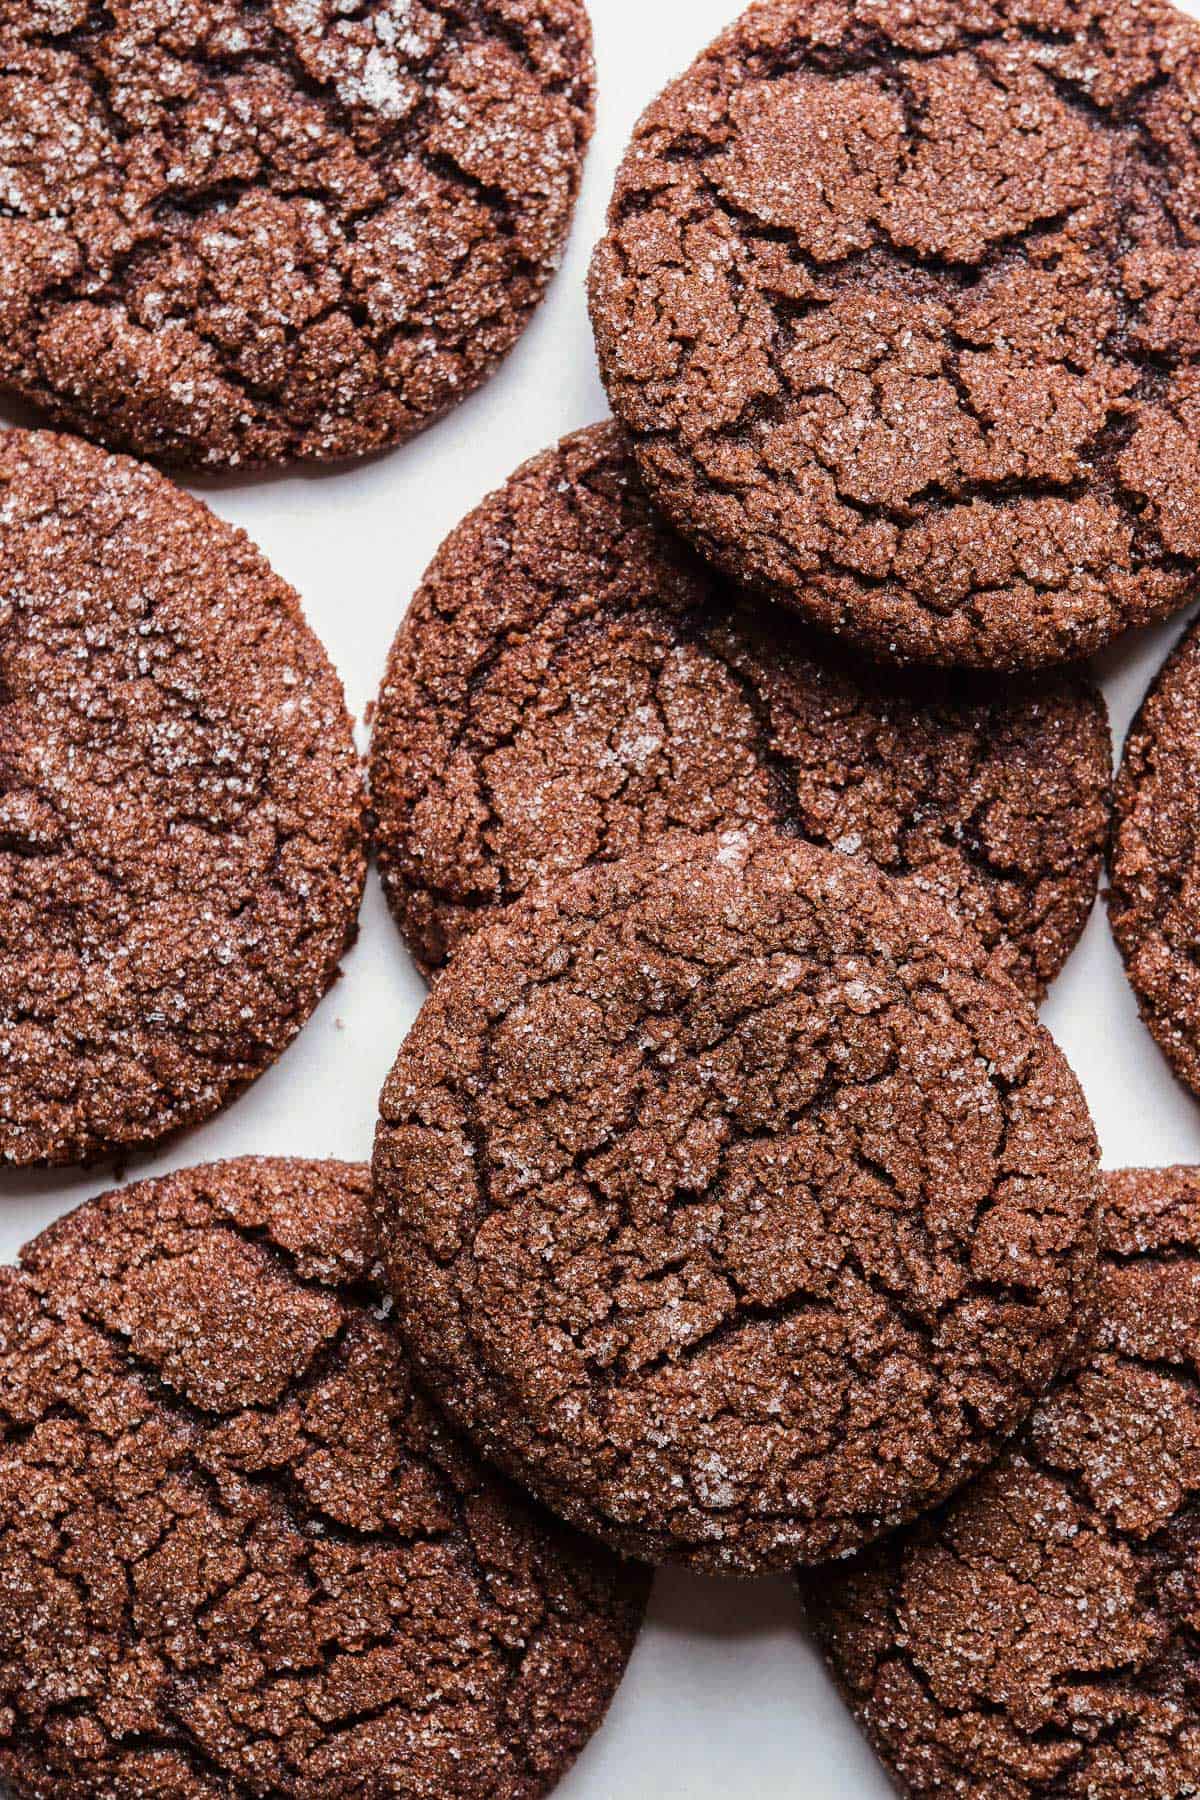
xmin=0 ymin=430 xmax=366 ymax=1167
xmin=0 ymin=1158 xmax=648 ymax=1799
xmin=805 ymin=1166 xmax=1200 ymax=1800
xmin=373 ymin=830 xmax=1100 ymax=1576
xmin=589 ymin=0 xmax=1200 ymax=671
xmin=0 ymin=0 xmax=594 ymax=470
xmin=1109 ymin=617 xmax=1200 ymax=1102
xmin=370 ymin=421 xmax=1111 ymax=995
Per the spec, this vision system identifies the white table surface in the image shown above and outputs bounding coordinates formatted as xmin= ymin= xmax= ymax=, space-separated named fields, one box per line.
xmin=5 ymin=2 xmax=1200 ymax=1793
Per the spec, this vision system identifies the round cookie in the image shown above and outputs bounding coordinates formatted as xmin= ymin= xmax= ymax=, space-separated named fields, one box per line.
xmin=0 ymin=1 xmax=594 ymax=469
xmin=1110 ymin=618 xmax=1200 ymax=1100
xmin=0 ymin=1158 xmax=648 ymax=1800
xmin=0 ymin=430 xmax=365 ymax=1167
xmin=805 ymin=1166 xmax=1200 ymax=1800
xmin=373 ymin=830 xmax=1100 ymax=1575
xmin=370 ymin=422 xmax=1111 ymax=994
xmin=589 ymin=0 xmax=1200 ymax=671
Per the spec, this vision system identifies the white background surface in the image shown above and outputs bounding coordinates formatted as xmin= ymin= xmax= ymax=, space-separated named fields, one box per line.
xmin=5 ymin=1 xmax=1200 ymax=1793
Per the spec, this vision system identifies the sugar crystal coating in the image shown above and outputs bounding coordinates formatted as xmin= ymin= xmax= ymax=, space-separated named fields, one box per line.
xmin=0 ymin=430 xmax=365 ymax=1166
xmin=0 ymin=0 xmax=594 ymax=467
xmin=371 ymin=422 xmax=1110 ymax=993
xmin=590 ymin=0 xmax=1200 ymax=669
xmin=0 ymin=1158 xmax=648 ymax=1798
xmin=374 ymin=831 xmax=1099 ymax=1575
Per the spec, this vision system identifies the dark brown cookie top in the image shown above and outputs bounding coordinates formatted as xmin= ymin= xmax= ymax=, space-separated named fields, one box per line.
xmin=373 ymin=830 xmax=1099 ymax=1576
xmin=370 ymin=422 xmax=1111 ymax=994
xmin=0 ymin=0 xmax=594 ymax=470
xmin=0 ymin=1157 xmax=648 ymax=1800
xmin=805 ymin=1166 xmax=1200 ymax=1800
xmin=589 ymin=0 xmax=1200 ymax=671
xmin=0 ymin=430 xmax=365 ymax=1167
xmin=1109 ymin=619 xmax=1200 ymax=1101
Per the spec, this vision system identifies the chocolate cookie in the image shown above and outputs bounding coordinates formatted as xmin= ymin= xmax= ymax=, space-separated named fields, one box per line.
xmin=373 ymin=830 xmax=1099 ymax=1575
xmin=370 ymin=423 xmax=1111 ymax=994
xmin=589 ymin=0 xmax=1200 ymax=670
xmin=805 ymin=1166 xmax=1200 ymax=1800
xmin=0 ymin=1 xmax=594 ymax=469
xmin=1109 ymin=618 xmax=1200 ymax=1100
xmin=0 ymin=1158 xmax=648 ymax=1799
xmin=0 ymin=430 xmax=365 ymax=1167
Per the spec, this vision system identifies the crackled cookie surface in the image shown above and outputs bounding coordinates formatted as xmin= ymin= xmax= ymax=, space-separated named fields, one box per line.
xmin=806 ymin=1166 xmax=1200 ymax=1800
xmin=590 ymin=0 xmax=1200 ymax=669
xmin=0 ymin=0 xmax=594 ymax=468
xmin=374 ymin=832 xmax=1099 ymax=1574
xmin=1110 ymin=620 xmax=1200 ymax=1102
xmin=0 ymin=1159 xmax=648 ymax=1799
xmin=0 ymin=431 xmax=365 ymax=1166
xmin=371 ymin=422 xmax=1110 ymax=991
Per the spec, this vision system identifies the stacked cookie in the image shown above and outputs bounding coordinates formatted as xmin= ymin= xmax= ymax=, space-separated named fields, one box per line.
xmin=5 ymin=0 xmax=1200 ymax=1797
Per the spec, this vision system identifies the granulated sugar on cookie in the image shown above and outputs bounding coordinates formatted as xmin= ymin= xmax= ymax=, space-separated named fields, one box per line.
xmin=374 ymin=830 xmax=1100 ymax=1575
xmin=0 ymin=431 xmax=366 ymax=1166
xmin=806 ymin=1165 xmax=1200 ymax=1800
xmin=371 ymin=422 xmax=1110 ymax=993
xmin=0 ymin=1158 xmax=648 ymax=1798
xmin=0 ymin=1 xmax=594 ymax=467
xmin=591 ymin=0 xmax=1200 ymax=670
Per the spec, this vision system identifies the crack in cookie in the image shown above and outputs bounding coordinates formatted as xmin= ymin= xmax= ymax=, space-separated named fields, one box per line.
xmin=0 ymin=1158 xmax=648 ymax=1799
xmin=373 ymin=831 xmax=1099 ymax=1574
xmin=0 ymin=0 xmax=594 ymax=467
xmin=370 ymin=422 xmax=1111 ymax=992
xmin=590 ymin=0 xmax=1200 ymax=668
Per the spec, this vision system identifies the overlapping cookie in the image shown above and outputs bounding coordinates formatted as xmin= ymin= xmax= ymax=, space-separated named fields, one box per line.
xmin=591 ymin=0 xmax=1200 ymax=669
xmin=806 ymin=1166 xmax=1200 ymax=1799
xmin=0 ymin=1158 xmax=648 ymax=1799
xmin=371 ymin=424 xmax=1110 ymax=992
xmin=374 ymin=831 xmax=1099 ymax=1576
